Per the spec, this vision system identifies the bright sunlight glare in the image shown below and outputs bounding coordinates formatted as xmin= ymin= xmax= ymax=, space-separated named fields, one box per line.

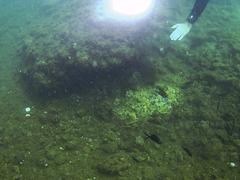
xmin=111 ymin=0 xmax=154 ymax=16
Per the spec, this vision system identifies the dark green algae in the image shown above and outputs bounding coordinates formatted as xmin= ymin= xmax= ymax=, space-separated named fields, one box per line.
xmin=0 ymin=0 xmax=240 ymax=179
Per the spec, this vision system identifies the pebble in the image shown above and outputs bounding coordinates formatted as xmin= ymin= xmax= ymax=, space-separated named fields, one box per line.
xmin=25 ymin=107 xmax=31 ymax=113
xmin=159 ymin=47 xmax=164 ymax=52
xmin=25 ymin=114 xmax=31 ymax=117
xmin=229 ymin=162 xmax=236 ymax=167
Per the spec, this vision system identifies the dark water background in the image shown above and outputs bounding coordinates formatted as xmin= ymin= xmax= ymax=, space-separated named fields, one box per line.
xmin=0 ymin=0 xmax=240 ymax=179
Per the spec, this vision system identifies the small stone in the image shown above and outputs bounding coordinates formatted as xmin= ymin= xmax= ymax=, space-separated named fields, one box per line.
xmin=159 ymin=47 xmax=164 ymax=52
xmin=229 ymin=162 xmax=236 ymax=168
xmin=25 ymin=114 xmax=31 ymax=117
xmin=25 ymin=107 xmax=31 ymax=113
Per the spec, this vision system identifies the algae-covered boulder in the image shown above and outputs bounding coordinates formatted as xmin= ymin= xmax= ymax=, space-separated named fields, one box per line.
xmin=97 ymin=153 xmax=131 ymax=175
xmin=19 ymin=0 xmax=167 ymax=93
xmin=113 ymin=86 xmax=180 ymax=123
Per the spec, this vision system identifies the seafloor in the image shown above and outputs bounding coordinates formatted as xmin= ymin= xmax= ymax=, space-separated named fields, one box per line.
xmin=0 ymin=0 xmax=240 ymax=179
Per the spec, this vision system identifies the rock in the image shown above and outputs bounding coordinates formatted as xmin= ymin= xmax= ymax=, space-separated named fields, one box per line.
xmin=97 ymin=153 xmax=131 ymax=175
xmin=131 ymin=150 xmax=149 ymax=162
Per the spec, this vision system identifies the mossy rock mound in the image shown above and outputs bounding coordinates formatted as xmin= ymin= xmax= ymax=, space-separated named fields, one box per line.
xmin=19 ymin=0 xmax=166 ymax=93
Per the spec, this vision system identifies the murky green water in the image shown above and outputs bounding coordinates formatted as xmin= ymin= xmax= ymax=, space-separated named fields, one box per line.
xmin=0 ymin=0 xmax=239 ymax=179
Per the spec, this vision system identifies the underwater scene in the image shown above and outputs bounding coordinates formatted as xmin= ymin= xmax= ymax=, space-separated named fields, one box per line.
xmin=0 ymin=0 xmax=240 ymax=179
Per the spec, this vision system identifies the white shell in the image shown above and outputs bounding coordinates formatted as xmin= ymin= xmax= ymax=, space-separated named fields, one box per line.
xmin=25 ymin=114 xmax=31 ymax=117
xmin=230 ymin=162 xmax=236 ymax=167
xmin=25 ymin=107 xmax=31 ymax=112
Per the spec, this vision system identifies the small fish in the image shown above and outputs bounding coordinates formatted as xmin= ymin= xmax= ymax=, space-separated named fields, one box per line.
xmin=144 ymin=132 xmax=162 ymax=144
xmin=182 ymin=146 xmax=192 ymax=157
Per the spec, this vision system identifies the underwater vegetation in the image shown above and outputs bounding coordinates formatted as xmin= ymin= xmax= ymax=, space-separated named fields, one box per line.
xmin=0 ymin=0 xmax=239 ymax=179
xmin=113 ymin=86 xmax=180 ymax=123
